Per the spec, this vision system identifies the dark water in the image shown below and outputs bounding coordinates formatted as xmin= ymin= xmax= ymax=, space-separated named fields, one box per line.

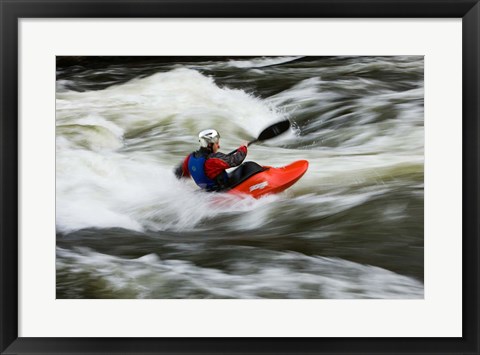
xmin=56 ymin=56 xmax=424 ymax=299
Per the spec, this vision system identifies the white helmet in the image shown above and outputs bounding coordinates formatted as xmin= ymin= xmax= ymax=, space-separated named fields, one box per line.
xmin=198 ymin=129 xmax=220 ymax=148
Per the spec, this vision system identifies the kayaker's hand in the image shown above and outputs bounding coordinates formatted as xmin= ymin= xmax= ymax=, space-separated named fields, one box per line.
xmin=237 ymin=144 xmax=248 ymax=154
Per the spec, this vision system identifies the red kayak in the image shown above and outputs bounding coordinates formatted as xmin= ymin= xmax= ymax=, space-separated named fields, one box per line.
xmin=227 ymin=160 xmax=309 ymax=198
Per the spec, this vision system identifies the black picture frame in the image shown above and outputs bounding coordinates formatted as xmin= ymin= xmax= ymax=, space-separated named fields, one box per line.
xmin=1 ymin=1 xmax=478 ymax=354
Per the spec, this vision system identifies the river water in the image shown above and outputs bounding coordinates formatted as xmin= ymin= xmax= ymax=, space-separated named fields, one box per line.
xmin=56 ymin=56 xmax=424 ymax=299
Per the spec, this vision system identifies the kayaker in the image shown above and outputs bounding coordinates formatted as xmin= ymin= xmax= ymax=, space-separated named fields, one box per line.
xmin=174 ymin=129 xmax=248 ymax=191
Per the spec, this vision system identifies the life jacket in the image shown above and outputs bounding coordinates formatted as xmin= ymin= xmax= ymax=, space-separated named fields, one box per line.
xmin=187 ymin=153 xmax=227 ymax=191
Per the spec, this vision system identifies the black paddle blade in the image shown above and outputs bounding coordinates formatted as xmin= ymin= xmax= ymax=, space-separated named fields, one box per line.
xmin=257 ymin=120 xmax=291 ymax=141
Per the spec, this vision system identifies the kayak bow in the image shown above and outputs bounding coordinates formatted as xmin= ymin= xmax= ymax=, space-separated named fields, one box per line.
xmin=227 ymin=160 xmax=309 ymax=198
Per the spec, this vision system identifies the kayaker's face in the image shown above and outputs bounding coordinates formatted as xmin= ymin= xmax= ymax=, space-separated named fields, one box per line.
xmin=213 ymin=141 xmax=220 ymax=153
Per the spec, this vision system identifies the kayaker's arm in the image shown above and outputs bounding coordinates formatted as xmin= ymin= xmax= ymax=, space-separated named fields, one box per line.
xmin=204 ymin=145 xmax=247 ymax=180
xmin=173 ymin=155 xmax=191 ymax=179
xmin=226 ymin=143 xmax=248 ymax=157
xmin=215 ymin=145 xmax=247 ymax=167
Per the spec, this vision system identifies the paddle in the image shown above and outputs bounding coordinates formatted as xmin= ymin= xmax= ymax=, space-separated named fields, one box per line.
xmin=226 ymin=120 xmax=291 ymax=156
xmin=247 ymin=120 xmax=291 ymax=146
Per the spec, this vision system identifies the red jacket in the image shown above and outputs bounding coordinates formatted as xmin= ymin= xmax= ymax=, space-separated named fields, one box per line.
xmin=175 ymin=145 xmax=247 ymax=180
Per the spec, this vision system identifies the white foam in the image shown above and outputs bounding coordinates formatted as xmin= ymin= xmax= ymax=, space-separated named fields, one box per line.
xmin=56 ymin=64 xmax=423 ymax=234
xmin=55 ymin=68 xmax=293 ymax=233
xmin=57 ymin=247 xmax=423 ymax=299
